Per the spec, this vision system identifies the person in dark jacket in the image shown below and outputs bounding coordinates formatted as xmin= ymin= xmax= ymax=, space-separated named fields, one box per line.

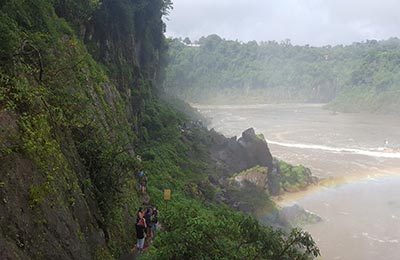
xmin=136 ymin=217 xmax=146 ymax=253
xmin=151 ymin=207 xmax=159 ymax=233
xmin=144 ymin=208 xmax=153 ymax=239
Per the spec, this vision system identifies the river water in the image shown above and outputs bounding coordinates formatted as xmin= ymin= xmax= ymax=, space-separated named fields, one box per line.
xmin=194 ymin=103 xmax=400 ymax=260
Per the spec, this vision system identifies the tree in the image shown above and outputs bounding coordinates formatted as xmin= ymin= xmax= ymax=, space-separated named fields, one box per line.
xmin=142 ymin=201 xmax=320 ymax=260
xmin=183 ymin=37 xmax=191 ymax=45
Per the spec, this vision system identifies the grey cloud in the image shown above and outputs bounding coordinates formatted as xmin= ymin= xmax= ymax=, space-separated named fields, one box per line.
xmin=166 ymin=0 xmax=400 ymax=46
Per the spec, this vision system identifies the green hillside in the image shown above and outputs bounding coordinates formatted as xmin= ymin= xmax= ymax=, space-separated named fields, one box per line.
xmin=165 ymin=35 xmax=400 ymax=114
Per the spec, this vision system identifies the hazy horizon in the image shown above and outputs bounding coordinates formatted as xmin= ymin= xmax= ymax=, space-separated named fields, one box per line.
xmin=166 ymin=0 xmax=400 ymax=47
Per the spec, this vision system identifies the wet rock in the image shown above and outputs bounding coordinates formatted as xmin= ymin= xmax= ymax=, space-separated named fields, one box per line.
xmin=210 ymin=127 xmax=274 ymax=176
xmin=233 ymin=166 xmax=268 ymax=190
xmin=279 ymin=204 xmax=322 ymax=227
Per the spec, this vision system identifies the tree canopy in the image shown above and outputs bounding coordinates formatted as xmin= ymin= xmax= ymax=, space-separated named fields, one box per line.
xmin=165 ymin=36 xmax=400 ymax=114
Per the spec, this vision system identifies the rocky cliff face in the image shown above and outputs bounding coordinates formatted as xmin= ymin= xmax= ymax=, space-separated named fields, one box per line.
xmin=203 ymin=127 xmax=317 ymax=225
xmin=208 ymin=127 xmax=294 ymax=196
xmin=209 ymin=128 xmax=273 ymax=176
xmin=0 ymin=1 xmax=167 ymax=259
xmin=0 ymin=111 xmax=108 ymax=260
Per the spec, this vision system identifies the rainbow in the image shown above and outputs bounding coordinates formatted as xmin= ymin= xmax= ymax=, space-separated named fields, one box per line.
xmin=263 ymin=138 xmax=400 ymax=205
xmin=274 ymin=168 xmax=400 ymax=207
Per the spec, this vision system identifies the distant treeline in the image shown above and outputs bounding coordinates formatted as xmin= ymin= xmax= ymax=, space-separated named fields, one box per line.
xmin=164 ymin=35 xmax=400 ymax=114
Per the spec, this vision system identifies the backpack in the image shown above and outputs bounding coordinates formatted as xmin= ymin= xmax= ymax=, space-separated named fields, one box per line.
xmin=151 ymin=211 xmax=158 ymax=223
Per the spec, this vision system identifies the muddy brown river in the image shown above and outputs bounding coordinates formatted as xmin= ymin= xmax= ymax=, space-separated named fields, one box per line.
xmin=195 ymin=103 xmax=400 ymax=260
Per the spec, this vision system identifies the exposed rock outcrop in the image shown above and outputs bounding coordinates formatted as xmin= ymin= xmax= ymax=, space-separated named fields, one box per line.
xmin=233 ymin=166 xmax=268 ymax=190
xmin=204 ymin=127 xmax=318 ymax=229
xmin=209 ymin=128 xmax=273 ymax=176
xmin=278 ymin=204 xmax=322 ymax=227
xmin=209 ymin=127 xmax=315 ymax=197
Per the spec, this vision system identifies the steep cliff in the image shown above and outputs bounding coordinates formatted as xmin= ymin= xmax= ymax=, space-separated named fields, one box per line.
xmin=0 ymin=1 xmax=168 ymax=259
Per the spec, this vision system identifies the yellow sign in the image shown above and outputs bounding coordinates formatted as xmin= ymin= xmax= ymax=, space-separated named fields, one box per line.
xmin=164 ymin=189 xmax=171 ymax=201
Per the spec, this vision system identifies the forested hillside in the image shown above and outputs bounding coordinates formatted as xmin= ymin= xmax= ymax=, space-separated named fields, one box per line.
xmin=165 ymin=35 xmax=400 ymax=114
xmin=1 ymin=1 xmax=319 ymax=260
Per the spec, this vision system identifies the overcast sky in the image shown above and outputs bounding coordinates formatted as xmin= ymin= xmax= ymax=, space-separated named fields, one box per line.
xmin=165 ymin=0 xmax=400 ymax=46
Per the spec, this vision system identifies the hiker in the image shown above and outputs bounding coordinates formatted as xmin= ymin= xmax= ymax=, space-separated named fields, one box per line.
xmin=139 ymin=172 xmax=148 ymax=193
xmin=135 ymin=216 xmax=147 ymax=253
xmin=138 ymin=169 xmax=144 ymax=178
xmin=151 ymin=207 xmax=159 ymax=237
xmin=136 ymin=207 xmax=144 ymax=223
xmin=144 ymin=208 xmax=153 ymax=239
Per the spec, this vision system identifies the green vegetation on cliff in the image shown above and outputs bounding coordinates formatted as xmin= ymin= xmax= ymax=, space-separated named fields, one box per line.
xmin=1 ymin=1 xmax=319 ymax=260
xmin=0 ymin=0 xmax=170 ymax=258
xmin=165 ymin=35 xmax=400 ymax=114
